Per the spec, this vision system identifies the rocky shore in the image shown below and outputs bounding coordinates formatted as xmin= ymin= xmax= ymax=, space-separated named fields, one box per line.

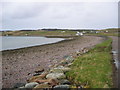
xmin=2 ymin=36 xmax=103 ymax=88
xmin=14 ymin=47 xmax=90 ymax=89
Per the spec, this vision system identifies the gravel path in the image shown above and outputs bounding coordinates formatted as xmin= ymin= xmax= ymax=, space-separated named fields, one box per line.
xmin=2 ymin=36 xmax=103 ymax=88
xmin=110 ymin=36 xmax=120 ymax=88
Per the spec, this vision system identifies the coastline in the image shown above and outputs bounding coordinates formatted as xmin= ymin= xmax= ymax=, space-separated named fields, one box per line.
xmin=2 ymin=36 xmax=103 ymax=88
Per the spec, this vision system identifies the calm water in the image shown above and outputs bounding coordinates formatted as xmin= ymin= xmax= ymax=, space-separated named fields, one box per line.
xmin=1 ymin=36 xmax=64 ymax=51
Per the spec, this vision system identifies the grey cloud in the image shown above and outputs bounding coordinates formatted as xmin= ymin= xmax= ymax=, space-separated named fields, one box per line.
xmin=3 ymin=2 xmax=49 ymax=19
xmin=1 ymin=2 xmax=118 ymax=30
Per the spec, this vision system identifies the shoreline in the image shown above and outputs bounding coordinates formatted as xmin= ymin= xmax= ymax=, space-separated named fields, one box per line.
xmin=2 ymin=36 xmax=104 ymax=88
xmin=1 ymin=36 xmax=74 ymax=52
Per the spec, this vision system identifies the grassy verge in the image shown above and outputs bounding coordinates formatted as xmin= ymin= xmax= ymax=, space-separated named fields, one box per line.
xmin=66 ymin=38 xmax=113 ymax=88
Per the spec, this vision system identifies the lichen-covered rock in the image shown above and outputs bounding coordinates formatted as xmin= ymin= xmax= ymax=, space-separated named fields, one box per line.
xmin=25 ymin=82 xmax=39 ymax=88
xmin=60 ymin=60 xmax=68 ymax=65
xmin=28 ymin=72 xmax=48 ymax=82
xmin=27 ymin=75 xmax=42 ymax=83
xmin=46 ymin=73 xmax=66 ymax=79
xmin=67 ymin=63 xmax=73 ymax=67
xmin=47 ymin=78 xmax=59 ymax=86
xmin=53 ymin=66 xmax=70 ymax=72
xmin=50 ymin=68 xmax=64 ymax=73
xmin=34 ymin=79 xmax=48 ymax=84
xmin=53 ymin=85 xmax=70 ymax=89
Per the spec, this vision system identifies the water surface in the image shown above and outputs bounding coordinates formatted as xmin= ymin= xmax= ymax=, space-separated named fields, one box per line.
xmin=1 ymin=36 xmax=64 ymax=51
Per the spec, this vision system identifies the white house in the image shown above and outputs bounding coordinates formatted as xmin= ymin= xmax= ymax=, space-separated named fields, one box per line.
xmin=76 ymin=31 xmax=83 ymax=36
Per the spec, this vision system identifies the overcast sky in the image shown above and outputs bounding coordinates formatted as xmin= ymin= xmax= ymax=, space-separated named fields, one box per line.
xmin=0 ymin=0 xmax=118 ymax=31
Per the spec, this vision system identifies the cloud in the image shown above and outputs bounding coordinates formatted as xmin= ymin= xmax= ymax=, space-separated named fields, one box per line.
xmin=1 ymin=2 xmax=118 ymax=30
xmin=3 ymin=2 xmax=49 ymax=19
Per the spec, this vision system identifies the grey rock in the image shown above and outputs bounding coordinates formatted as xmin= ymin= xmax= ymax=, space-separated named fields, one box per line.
xmin=60 ymin=79 xmax=71 ymax=85
xmin=53 ymin=66 xmax=71 ymax=72
xmin=46 ymin=73 xmax=66 ymax=79
xmin=13 ymin=83 xmax=25 ymax=88
xmin=54 ymin=85 xmax=70 ymax=89
xmin=25 ymin=82 xmax=39 ymax=88
xmin=17 ymin=86 xmax=26 ymax=90
xmin=112 ymin=51 xmax=118 ymax=54
xmin=66 ymin=56 xmax=74 ymax=62
xmin=33 ymin=72 xmax=42 ymax=76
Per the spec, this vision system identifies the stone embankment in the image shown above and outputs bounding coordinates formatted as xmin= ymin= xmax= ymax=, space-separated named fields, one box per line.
xmin=14 ymin=47 xmax=90 ymax=89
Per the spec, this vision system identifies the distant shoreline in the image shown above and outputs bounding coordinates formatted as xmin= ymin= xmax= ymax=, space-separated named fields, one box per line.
xmin=1 ymin=36 xmax=69 ymax=51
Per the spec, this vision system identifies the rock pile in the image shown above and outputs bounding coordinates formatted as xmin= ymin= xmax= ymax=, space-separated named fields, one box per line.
xmin=14 ymin=47 xmax=90 ymax=89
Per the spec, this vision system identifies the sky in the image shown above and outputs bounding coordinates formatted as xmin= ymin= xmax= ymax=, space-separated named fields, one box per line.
xmin=0 ymin=0 xmax=119 ymax=31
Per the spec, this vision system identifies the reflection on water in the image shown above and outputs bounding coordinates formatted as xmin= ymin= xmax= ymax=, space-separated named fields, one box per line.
xmin=1 ymin=36 xmax=64 ymax=51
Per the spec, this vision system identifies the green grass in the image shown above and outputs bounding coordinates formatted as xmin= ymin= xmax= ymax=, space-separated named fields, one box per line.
xmin=85 ymin=28 xmax=119 ymax=37
xmin=2 ymin=30 xmax=77 ymax=36
xmin=86 ymin=32 xmax=119 ymax=37
xmin=66 ymin=38 xmax=113 ymax=88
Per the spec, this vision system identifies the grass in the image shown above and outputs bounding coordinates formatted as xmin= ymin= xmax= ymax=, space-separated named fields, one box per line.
xmin=86 ymin=32 xmax=119 ymax=37
xmin=2 ymin=30 xmax=77 ymax=36
xmin=66 ymin=38 xmax=113 ymax=88
xmin=85 ymin=28 xmax=119 ymax=37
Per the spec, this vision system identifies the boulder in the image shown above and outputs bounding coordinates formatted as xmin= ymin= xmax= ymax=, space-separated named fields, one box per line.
xmin=67 ymin=63 xmax=73 ymax=67
xmin=66 ymin=56 xmax=74 ymax=63
xmin=28 ymin=72 xmax=48 ymax=82
xmin=33 ymin=72 xmax=42 ymax=76
xmin=53 ymin=85 xmax=70 ymax=89
xmin=46 ymin=73 xmax=66 ymax=80
xmin=17 ymin=86 xmax=25 ymax=90
xmin=112 ymin=51 xmax=118 ymax=55
xmin=60 ymin=61 xmax=69 ymax=66
xmin=47 ymin=78 xmax=59 ymax=86
xmin=34 ymin=66 xmax=44 ymax=73
xmin=25 ymin=82 xmax=39 ymax=88
xmin=59 ymin=79 xmax=71 ymax=85
xmin=53 ymin=66 xmax=71 ymax=72
xmin=34 ymin=79 xmax=48 ymax=84
xmin=33 ymin=83 xmax=50 ymax=89
xmin=50 ymin=68 xmax=64 ymax=73
xmin=27 ymin=75 xmax=42 ymax=83
xmin=13 ymin=83 xmax=25 ymax=88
